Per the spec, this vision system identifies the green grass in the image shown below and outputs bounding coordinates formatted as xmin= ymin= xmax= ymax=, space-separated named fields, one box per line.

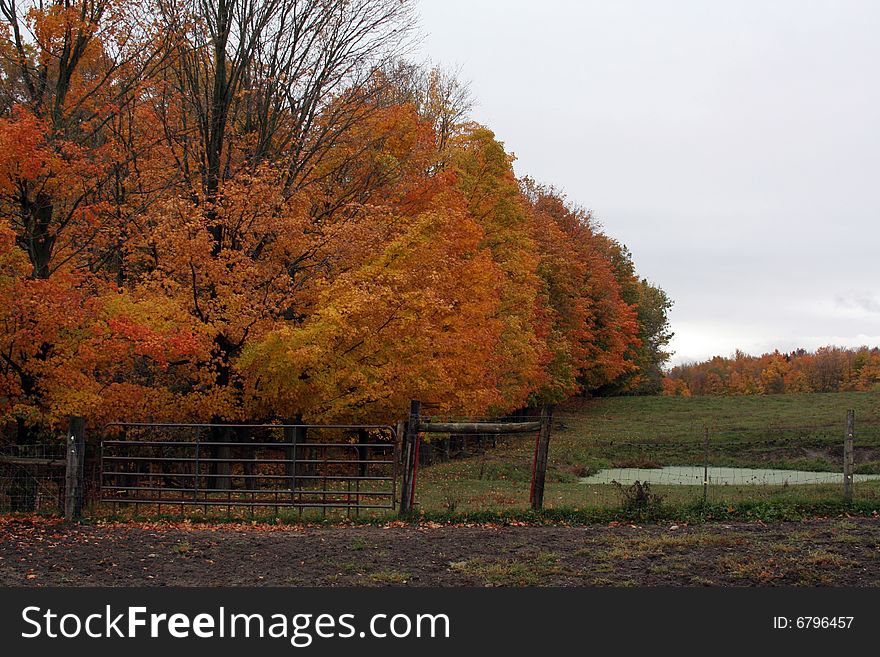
xmin=449 ymin=552 xmax=563 ymax=586
xmin=365 ymin=570 xmax=412 ymax=585
xmin=409 ymin=499 xmax=880 ymax=524
xmin=573 ymin=392 xmax=880 ymax=432
xmin=417 ymin=391 xmax=880 ymax=513
xmin=80 ymin=495 xmax=880 ymax=527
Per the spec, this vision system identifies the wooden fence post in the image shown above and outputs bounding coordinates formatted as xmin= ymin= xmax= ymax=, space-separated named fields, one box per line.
xmin=64 ymin=416 xmax=85 ymax=520
xmin=844 ymin=409 xmax=854 ymax=502
xmin=531 ymin=405 xmax=553 ymax=511
xmin=702 ymin=426 xmax=709 ymax=506
xmin=399 ymin=400 xmax=420 ymax=516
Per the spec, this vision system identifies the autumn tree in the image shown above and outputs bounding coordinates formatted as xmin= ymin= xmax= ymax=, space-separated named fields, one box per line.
xmin=448 ymin=127 xmax=549 ymax=410
xmin=523 ymin=182 xmax=647 ymax=397
xmin=0 ymin=1 xmax=173 ymax=450
xmin=628 ymin=279 xmax=674 ymax=393
xmin=239 ymin=187 xmax=506 ymax=421
xmin=0 ymin=0 xmax=169 ymax=277
xmin=381 ymin=61 xmax=473 ymax=153
xmin=131 ymin=0 xmax=418 ymax=417
xmin=1 ymin=0 xmax=677 ymax=449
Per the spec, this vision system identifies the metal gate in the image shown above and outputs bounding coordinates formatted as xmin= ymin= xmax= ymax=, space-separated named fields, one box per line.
xmin=99 ymin=423 xmax=398 ymax=516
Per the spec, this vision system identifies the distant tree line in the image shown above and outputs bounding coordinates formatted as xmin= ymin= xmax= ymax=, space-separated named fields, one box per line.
xmin=664 ymin=347 xmax=880 ymax=396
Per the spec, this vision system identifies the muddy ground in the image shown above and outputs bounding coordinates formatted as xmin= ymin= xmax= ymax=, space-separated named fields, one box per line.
xmin=1 ymin=516 xmax=879 ymax=586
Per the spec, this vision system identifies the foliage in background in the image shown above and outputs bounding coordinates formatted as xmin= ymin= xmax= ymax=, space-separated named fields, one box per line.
xmin=665 ymin=347 xmax=880 ymax=397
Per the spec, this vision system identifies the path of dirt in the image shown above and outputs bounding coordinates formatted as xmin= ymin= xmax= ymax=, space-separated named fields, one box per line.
xmin=2 ymin=516 xmax=879 ymax=586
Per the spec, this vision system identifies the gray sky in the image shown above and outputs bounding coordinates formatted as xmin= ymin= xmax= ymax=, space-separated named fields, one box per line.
xmin=416 ymin=0 xmax=880 ymax=365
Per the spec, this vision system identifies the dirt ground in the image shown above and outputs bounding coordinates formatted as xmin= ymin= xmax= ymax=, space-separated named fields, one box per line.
xmin=1 ymin=516 xmax=879 ymax=587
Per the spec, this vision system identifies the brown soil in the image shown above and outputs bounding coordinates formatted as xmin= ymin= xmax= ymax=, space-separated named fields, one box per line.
xmin=2 ymin=516 xmax=879 ymax=587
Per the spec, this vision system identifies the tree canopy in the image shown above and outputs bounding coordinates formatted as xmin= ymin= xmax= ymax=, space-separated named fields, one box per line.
xmin=1 ymin=0 xmax=672 ymax=438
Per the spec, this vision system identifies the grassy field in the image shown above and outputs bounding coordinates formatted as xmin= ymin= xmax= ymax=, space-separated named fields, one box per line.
xmin=417 ymin=391 xmax=880 ymax=513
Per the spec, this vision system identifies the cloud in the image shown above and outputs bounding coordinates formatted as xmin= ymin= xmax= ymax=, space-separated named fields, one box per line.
xmin=834 ymin=293 xmax=880 ymax=315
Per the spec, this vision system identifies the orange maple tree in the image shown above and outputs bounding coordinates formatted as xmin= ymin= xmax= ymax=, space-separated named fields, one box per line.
xmin=1 ymin=0 xmax=671 ymax=440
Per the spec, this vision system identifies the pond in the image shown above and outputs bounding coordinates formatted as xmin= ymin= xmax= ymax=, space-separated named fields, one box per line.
xmin=578 ymin=466 xmax=880 ymax=486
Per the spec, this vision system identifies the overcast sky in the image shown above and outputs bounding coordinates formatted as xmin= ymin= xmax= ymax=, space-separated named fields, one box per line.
xmin=415 ymin=0 xmax=880 ymax=365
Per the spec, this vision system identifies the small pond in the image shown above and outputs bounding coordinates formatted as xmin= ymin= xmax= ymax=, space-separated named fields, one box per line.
xmin=579 ymin=466 xmax=880 ymax=486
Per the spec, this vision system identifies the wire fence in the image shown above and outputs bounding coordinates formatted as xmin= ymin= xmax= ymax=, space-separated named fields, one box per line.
xmin=565 ymin=417 xmax=879 ymax=509
xmin=416 ymin=411 xmax=880 ymax=512
xmin=0 ymin=443 xmax=68 ymax=514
